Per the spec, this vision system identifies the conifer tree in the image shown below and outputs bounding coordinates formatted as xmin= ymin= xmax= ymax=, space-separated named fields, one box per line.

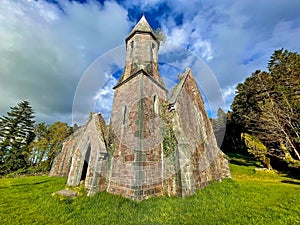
xmin=0 ymin=101 xmax=35 ymax=174
xmin=230 ymin=49 xmax=300 ymax=164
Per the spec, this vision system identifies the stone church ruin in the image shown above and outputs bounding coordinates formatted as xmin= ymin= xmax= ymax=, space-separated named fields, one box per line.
xmin=50 ymin=15 xmax=230 ymax=201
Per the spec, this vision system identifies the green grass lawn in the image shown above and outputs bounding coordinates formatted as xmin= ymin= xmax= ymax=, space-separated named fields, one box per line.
xmin=0 ymin=158 xmax=299 ymax=224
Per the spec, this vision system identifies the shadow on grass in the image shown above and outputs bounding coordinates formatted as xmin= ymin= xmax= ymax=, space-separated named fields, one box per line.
xmin=11 ymin=180 xmax=50 ymax=187
xmin=227 ymin=153 xmax=261 ymax=167
xmin=268 ymin=155 xmax=300 ymax=180
xmin=228 ymin=153 xmax=300 ymax=182
xmin=281 ymin=171 xmax=300 ymax=180
xmin=281 ymin=180 xmax=300 ymax=185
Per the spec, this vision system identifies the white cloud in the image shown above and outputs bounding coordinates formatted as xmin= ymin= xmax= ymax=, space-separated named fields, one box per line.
xmin=221 ymin=85 xmax=236 ymax=112
xmin=1 ymin=0 xmax=300 ymax=125
xmin=162 ymin=16 xmax=213 ymax=62
xmin=155 ymin=0 xmax=300 ymax=113
xmin=94 ymin=76 xmax=117 ymax=122
xmin=0 ymin=0 xmax=130 ymax=124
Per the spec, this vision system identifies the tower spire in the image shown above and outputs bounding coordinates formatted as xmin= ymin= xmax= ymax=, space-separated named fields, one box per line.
xmin=126 ymin=14 xmax=157 ymax=43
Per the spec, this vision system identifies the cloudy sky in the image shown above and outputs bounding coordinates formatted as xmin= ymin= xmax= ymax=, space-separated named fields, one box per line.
xmin=1 ymin=0 xmax=300 ymax=125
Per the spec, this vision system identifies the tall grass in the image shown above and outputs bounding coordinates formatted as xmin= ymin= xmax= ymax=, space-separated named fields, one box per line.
xmin=0 ymin=162 xmax=299 ymax=224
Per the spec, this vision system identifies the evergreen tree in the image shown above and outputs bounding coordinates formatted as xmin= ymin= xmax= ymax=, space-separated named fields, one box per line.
xmin=0 ymin=101 xmax=35 ymax=174
xmin=230 ymin=49 xmax=300 ymax=165
xmin=267 ymin=49 xmax=300 ymax=158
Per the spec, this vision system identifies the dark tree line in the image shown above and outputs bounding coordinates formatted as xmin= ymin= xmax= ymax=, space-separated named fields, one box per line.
xmin=215 ymin=49 xmax=300 ymax=170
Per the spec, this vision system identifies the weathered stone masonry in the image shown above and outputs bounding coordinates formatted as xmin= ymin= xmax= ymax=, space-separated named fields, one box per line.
xmin=50 ymin=15 xmax=230 ymax=200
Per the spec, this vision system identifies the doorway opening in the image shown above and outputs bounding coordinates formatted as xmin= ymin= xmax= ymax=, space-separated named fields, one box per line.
xmin=80 ymin=144 xmax=91 ymax=181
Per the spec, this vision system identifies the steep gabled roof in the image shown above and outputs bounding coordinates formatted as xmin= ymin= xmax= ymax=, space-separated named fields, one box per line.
xmin=126 ymin=15 xmax=157 ymax=42
xmin=114 ymin=68 xmax=167 ymax=91
xmin=168 ymin=68 xmax=192 ymax=105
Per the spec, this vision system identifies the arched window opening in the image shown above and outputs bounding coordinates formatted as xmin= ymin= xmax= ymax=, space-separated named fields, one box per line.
xmin=151 ymin=42 xmax=155 ymax=62
xmin=153 ymin=95 xmax=159 ymax=115
xmin=123 ymin=105 xmax=127 ymax=125
xmin=130 ymin=41 xmax=134 ymax=58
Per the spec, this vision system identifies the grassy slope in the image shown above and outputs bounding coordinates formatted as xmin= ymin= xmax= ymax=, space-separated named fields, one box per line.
xmin=0 ymin=160 xmax=299 ymax=225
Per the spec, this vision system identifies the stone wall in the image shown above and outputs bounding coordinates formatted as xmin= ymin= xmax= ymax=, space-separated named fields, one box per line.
xmin=117 ymin=33 xmax=164 ymax=89
xmin=67 ymin=114 xmax=109 ymax=195
xmin=108 ymin=71 xmax=167 ymax=200
xmin=49 ymin=124 xmax=88 ymax=177
xmin=50 ymin=114 xmax=109 ymax=196
xmin=170 ymin=69 xmax=231 ymax=197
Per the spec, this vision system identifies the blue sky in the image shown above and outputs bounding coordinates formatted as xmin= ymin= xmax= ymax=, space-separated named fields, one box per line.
xmin=1 ymin=0 xmax=300 ymax=125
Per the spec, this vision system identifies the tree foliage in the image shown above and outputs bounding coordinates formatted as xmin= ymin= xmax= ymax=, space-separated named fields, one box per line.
xmin=0 ymin=101 xmax=74 ymax=175
xmin=0 ymin=101 xmax=35 ymax=174
xmin=241 ymin=133 xmax=270 ymax=168
xmin=154 ymin=28 xmax=166 ymax=44
xmin=29 ymin=122 xmax=72 ymax=172
xmin=229 ymin=49 xmax=300 ymax=166
xmin=160 ymin=101 xmax=177 ymax=157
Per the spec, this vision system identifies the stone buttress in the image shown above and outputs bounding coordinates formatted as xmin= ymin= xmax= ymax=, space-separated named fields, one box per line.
xmin=50 ymin=113 xmax=109 ymax=196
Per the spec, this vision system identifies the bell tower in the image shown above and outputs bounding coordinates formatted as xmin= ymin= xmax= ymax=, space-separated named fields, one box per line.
xmin=108 ymin=15 xmax=167 ymax=200
xmin=114 ymin=15 xmax=165 ymax=89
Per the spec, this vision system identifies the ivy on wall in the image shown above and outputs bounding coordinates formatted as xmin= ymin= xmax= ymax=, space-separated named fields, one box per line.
xmin=160 ymin=101 xmax=177 ymax=157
